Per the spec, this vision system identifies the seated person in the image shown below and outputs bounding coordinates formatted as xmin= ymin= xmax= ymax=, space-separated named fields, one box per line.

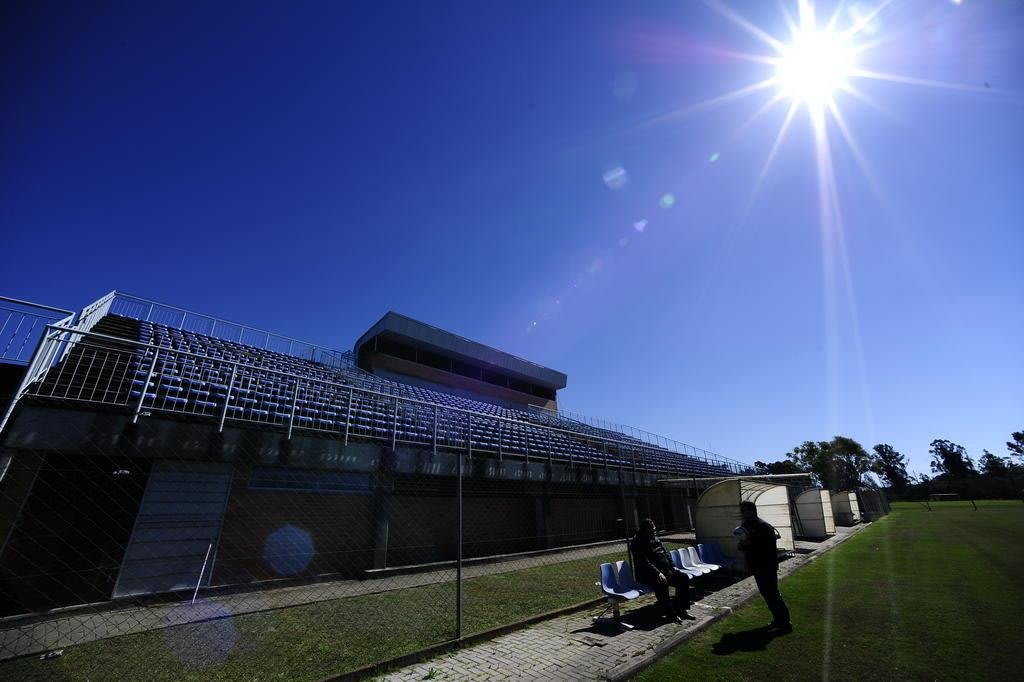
xmin=629 ymin=518 xmax=694 ymax=622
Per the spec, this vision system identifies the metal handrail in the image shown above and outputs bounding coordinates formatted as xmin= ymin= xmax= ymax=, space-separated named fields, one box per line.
xmin=0 ymin=297 xmax=74 ymax=316
xmin=14 ymin=325 xmax=744 ymax=475
xmin=92 ymin=291 xmax=350 ymax=366
xmin=528 ymin=404 xmax=747 ymax=471
xmin=0 ymin=298 xmax=78 ymax=434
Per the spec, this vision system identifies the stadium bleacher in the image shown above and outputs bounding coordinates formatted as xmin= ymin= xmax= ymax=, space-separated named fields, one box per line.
xmin=27 ymin=311 xmax=734 ymax=477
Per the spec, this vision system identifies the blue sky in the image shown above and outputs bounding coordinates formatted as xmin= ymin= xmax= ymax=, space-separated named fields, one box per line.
xmin=2 ymin=1 xmax=1022 ymax=475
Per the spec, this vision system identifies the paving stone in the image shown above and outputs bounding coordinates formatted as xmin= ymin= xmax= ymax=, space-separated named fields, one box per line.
xmin=377 ymin=526 xmax=866 ymax=681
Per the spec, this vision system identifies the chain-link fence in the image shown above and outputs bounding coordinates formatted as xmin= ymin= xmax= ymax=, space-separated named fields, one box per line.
xmin=0 ymin=321 xmax=707 ymax=679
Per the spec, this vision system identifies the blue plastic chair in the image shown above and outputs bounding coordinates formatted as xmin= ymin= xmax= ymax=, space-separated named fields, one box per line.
xmin=686 ymin=545 xmax=719 ymax=571
xmin=593 ymin=562 xmax=641 ymax=631
xmin=599 ymin=563 xmax=640 ymax=601
xmin=670 ymin=549 xmax=701 ymax=579
xmin=699 ymin=542 xmax=737 ymax=570
xmin=615 ymin=561 xmax=652 ymax=594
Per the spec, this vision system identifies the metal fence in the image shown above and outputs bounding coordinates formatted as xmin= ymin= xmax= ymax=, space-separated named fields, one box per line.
xmin=0 ymin=409 xmax=700 ymax=679
xmin=0 ymin=297 xmax=75 ymax=365
xmin=79 ymin=291 xmax=352 ymax=370
xmin=529 ymin=404 xmax=750 ymax=474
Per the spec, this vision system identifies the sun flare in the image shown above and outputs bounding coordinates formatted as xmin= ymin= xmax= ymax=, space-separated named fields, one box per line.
xmin=775 ymin=27 xmax=855 ymax=108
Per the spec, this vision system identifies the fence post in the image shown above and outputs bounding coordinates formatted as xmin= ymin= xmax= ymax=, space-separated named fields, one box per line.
xmin=218 ymin=363 xmax=238 ymax=432
xmin=287 ymin=378 xmax=299 ymax=440
xmin=433 ymin=404 xmax=438 ymax=456
xmin=456 ymin=447 xmax=463 ymax=640
xmin=132 ymin=348 xmax=160 ymax=423
xmin=525 ymin=423 xmax=530 ymax=464
xmin=392 ymin=398 xmax=399 ymax=450
xmin=344 ymin=387 xmax=353 ymax=445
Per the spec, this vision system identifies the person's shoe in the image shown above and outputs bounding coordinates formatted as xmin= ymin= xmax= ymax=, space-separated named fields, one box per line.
xmin=679 ymin=611 xmax=697 ymax=621
xmin=769 ymin=621 xmax=793 ymax=632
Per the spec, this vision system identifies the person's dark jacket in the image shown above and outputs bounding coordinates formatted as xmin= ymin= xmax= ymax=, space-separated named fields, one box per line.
xmin=740 ymin=518 xmax=780 ymax=573
xmin=630 ymin=531 xmax=674 ymax=585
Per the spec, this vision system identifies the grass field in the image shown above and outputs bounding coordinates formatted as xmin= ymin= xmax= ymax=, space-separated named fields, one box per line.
xmin=639 ymin=500 xmax=1024 ymax=681
xmin=4 ymin=541 xmax=661 ymax=681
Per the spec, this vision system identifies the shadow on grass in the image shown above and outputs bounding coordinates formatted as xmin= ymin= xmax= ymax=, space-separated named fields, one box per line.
xmin=711 ymin=625 xmax=792 ymax=655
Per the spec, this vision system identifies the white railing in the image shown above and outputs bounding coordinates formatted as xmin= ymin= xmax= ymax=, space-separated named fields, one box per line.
xmin=12 ymin=325 xmax=745 ymax=477
xmin=81 ymin=291 xmax=351 ymax=370
xmin=0 ymin=297 xmax=77 ymax=436
xmin=0 ymin=296 xmax=75 ymax=365
xmin=528 ymin=405 xmax=750 ymax=474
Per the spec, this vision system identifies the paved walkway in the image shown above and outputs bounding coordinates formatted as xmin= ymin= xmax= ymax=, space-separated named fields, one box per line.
xmin=0 ymin=536 xmax=680 ymax=661
xmin=378 ymin=526 xmax=865 ymax=681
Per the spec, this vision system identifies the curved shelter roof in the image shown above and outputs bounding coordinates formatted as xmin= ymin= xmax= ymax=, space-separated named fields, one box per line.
xmin=795 ymin=488 xmax=836 ymax=539
xmin=830 ymin=490 xmax=861 ymax=526
xmin=695 ymin=479 xmax=794 ymax=570
xmin=856 ymin=488 xmax=890 ymax=521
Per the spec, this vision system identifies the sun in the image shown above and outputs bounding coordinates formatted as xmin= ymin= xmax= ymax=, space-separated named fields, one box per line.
xmin=775 ymin=27 xmax=855 ymax=108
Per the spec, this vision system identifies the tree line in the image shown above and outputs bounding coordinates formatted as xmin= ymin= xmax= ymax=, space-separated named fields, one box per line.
xmin=753 ymin=430 xmax=1024 ymax=500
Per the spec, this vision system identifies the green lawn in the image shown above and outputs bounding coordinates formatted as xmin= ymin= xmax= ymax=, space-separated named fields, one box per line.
xmin=5 ymin=541 xmax=659 ymax=681
xmin=639 ymin=500 xmax=1024 ymax=681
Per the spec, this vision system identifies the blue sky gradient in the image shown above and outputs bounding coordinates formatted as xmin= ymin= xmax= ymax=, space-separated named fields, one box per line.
xmin=3 ymin=1 xmax=1022 ymax=474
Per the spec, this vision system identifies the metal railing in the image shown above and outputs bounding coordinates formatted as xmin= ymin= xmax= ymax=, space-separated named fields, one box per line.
xmin=0 ymin=297 xmax=77 ymax=435
xmin=78 ymin=291 xmax=352 ymax=370
xmin=528 ymin=404 xmax=750 ymax=473
xmin=0 ymin=296 xmax=75 ymax=365
xmin=13 ymin=325 xmax=745 ymax=477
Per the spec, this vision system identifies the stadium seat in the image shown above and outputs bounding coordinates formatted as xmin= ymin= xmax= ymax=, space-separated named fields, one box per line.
xmin=676 ymin=547 xmax=711 ymax=575
xmin=593 ymin=562 xmax=641 ymax=631
xmin=686 ymin=546 xmax=719 ymax=572
xmin=55 ymin=313 xmax=743 ymax=477
xmin=698 ymin=542 xmax=736 ymax=569
xmin=669 ymin=549 xmax=701 ymax=579
xmin=614 ymin=560 xmax=652 ymax=594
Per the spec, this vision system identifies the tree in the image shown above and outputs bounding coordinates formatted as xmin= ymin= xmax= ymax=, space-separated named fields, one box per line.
xmin=754 ymin=459 xmax=806 ymax=475
xmin=871 ymin=443 xmax=910 ymax=492
xmin=928 ymin=439 xmax=976 ymax=478
xmin=786 ymin=436 xmax=872 ymax=490
xmin=1007 ymin=431 xmax=1024 ymax=460
xmin=978 ymin=450 xmax=1010 ymax=477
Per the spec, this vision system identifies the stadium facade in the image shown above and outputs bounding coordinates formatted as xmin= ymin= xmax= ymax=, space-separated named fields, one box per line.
xmin=0 ymin=291 xmax=748 ymax=616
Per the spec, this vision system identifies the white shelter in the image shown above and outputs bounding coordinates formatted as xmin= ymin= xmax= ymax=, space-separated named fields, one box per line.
xmin=794 ymin=488 xmax=836 ymax=539
xmin=695 ymin=479 xmax=794 ymax=572
xmin=830 ymin=490 xmax=861 ymax=526
xmin=856 ymin=488 xmax=890 ymax=521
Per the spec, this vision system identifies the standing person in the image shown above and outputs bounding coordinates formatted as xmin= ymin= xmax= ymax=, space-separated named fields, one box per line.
xmin=737 ymin=501 xmax=792 ymax=631
xmin=630 ymin=518 xmax=694 ymax=623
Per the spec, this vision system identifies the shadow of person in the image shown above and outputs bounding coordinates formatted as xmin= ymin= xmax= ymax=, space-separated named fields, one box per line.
xmin=617 ymin=602 xmax=672 ymax=631
xmin=712 ymin=625 xmax=791 ymax=655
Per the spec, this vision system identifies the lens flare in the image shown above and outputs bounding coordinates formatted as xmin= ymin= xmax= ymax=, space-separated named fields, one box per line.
xmin=775 ymin=27 xmax=854 ymax=107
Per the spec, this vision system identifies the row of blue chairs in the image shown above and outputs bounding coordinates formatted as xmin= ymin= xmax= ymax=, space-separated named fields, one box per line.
xmin=595 ymin=542 xmax=736 ymax=628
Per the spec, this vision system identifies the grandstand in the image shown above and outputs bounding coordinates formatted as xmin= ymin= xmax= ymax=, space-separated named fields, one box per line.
xmin=0 ymin=291 xmax=749 ymax=615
